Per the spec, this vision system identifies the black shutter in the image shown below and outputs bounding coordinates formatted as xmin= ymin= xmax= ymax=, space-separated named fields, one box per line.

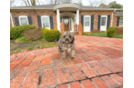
xmin=117 ymin=17 xmax=120 ymax=26
xmin=91 ymin=15 xmax=94 ymax=31
xmin=28 ymin=15 xmax=32 ymax=25
xmin=37 ymin=15 xmax=41 ymax=27
xmin=107 ymin=15 xmax=110 ymax=29
xmin=98 ymin=15 xmax=101 ymax=30
xmin=49 ymin=15 xmax=53 ymax=29
xmin=14 ymin=16 xmax=19 ymax=26
xmin=81 ymin=15 xmax=83 ymax=27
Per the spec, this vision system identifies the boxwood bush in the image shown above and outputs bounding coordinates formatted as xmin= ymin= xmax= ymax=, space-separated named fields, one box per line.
xmin=42 ymin=29 xmax=60 ymax=42
xmin=10 ymin=25 xmax=35 ymax=39
xmin=107 ymin=27 xmax=117 ymax=37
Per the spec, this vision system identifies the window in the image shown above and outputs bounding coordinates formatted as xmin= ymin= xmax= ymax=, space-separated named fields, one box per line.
xmin=41 ymin=16 xmax=50 ymax=29
xmin=101 ymin=17 xmax=106 ymax=26
xmin=119 ymin=17 xmax=123 ymax=26
xmin=19 ymin=16 xmax=29 ymax=25
xmin=84 ymin=17 xmax=90 ymax=26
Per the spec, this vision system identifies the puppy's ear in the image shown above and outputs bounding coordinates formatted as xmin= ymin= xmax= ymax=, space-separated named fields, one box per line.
xmin=71 ymin=37 xmax=75 ymax=43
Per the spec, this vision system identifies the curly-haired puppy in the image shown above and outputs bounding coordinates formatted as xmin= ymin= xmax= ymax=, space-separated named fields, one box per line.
xmin=56 ymin=31 xmax=75 ymax=59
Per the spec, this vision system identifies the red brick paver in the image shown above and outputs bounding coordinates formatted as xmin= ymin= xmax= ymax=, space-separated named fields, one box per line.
xmin=70 ymin=81 xmax=82 ymax=88
xmin=10 ymin=36 xmax=123 ymax=88
xmin=81 ymin=79 xmax=95 ymax=88
xmin=110 ymin=74 xmax=123 ymax=85
xmin=21 ymin=71 xmax=40 ymax=88
xmin=88 ymin=61 xmax=111 ymax=75
xmin=57 ymin=84 xmax=68 ymax=88
xmin=56 ymin=66 xmax=72 ymax=84
xmin=78 ymin=63 xmax=99 ymax=78
xmin=26 ymin=55 xmax=35 ymax=60
xmin=68 ymin=65 xmax=85 ymax=81
xmin=10 ymin=73 xmax=26 ymax=88
xmin=72 ymin=58 xmax=83 ymax=64
xmin=92 ymin=77 xmax=109 ymax=88
xmin=40 ymin=68 xmax=56 ymax=88
xmin=10 ymin=58 xmax=25 ymax=64
xmin=101 ymin=75 xmax=120 ymax=88
xmin=16 ymin=60 xmax=32 ymax=68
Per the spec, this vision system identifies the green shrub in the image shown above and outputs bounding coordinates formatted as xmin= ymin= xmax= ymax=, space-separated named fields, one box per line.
xmin=107 ymin=27 xmax=117 ymax=37
xmin=24 ymin=29 xmax=42 ymax=41
xmin=41 ymin=28 xmax=49 ymax=33
xmin=42 ymin=29 xmax=60 ymax=42
xmin=10 ymin=25 xmax=35 ymax=39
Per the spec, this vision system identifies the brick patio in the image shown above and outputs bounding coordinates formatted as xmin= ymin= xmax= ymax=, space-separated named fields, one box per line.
xmin=10 ymin=35 xmax=123 ymax=88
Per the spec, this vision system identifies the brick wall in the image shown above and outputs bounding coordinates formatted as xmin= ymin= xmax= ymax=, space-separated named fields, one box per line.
xmin=10 ymin=10 xmax=118 ymax=31
xmin=79 ymin=11 xmax=118 ymax=31
xmin=10 ymin=11 xmax=57 ymax=29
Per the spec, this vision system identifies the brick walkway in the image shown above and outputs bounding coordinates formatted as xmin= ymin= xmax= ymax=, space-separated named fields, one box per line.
xmin=10 ymin=35 xmax=123 ymax=88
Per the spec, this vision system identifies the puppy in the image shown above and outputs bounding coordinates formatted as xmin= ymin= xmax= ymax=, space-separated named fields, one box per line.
xmin=56 ymin=31 xmax=75 ymax=59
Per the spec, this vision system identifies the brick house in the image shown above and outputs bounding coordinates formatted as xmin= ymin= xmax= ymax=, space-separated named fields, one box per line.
xmin=10 ymin=4 xmax=123 ymax=33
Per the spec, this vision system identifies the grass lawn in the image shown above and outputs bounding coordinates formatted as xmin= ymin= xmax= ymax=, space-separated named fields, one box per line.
xmin=82 ymin=31 xmax=123 ymax=39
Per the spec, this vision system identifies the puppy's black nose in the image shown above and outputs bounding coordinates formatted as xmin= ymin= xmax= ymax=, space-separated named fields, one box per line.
xmin=66 ymin=38 xmax=68 ymax=41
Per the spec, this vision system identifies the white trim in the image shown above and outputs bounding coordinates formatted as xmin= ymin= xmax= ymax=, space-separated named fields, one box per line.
xmin=57 ymin=9 xmax=60 ymax=31
xmin=18 ymin=15 xmax=29 ymax=25
xmin=10 ymin=13 xmax=14 ymax=27
xmin=111 ymin=9 xmax=116 ymax=27
xmin=100 ymin=15 xmax=107 ymax=31
xmin=119 ymin=17 xmax=123 ymax=27
xmin=53 ymin=4 xmax=80 ymax=11
xmin=41 ymin=15 xmax=50 ymax=29
xmin=76 ymin=9 xmax=79 ymax=25
xmin=83 ymin=15 xmax=91 ymax=32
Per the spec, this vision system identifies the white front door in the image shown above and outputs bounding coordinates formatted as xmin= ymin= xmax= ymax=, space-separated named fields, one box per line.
xmin=69 ymin=18 xmax=74 ymax=32
xmin=84 ymin=15 xmax=91 ymax=32
xmin=100 ymin=15 xmax=107 ymax=31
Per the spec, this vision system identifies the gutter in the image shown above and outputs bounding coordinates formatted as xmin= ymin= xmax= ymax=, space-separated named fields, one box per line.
xmin=111 ymin=9 xmax=116 ymax=27
xmin=10 ymin=13 xmax=14 ymax=27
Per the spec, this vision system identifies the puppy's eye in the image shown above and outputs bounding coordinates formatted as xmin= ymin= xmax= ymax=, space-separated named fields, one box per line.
xmin=63 ymin=36 xmax=65 ymax=38
xmin=69 ymin=36 xmax=71 ymax=38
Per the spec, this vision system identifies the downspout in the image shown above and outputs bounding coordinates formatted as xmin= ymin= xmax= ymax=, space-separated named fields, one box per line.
xmin=111 ymin=9 xmax=116 ymax=27
xmin=10 ymin=13 xmax=14 ymax=27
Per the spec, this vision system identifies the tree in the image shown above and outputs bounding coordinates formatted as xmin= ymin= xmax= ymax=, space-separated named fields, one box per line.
xmin=99 ymin=3 xmax=107 ymax=7
xmin=22 ymin=0 xmax=41 ymax=6
xmin=108 ymin=1 xmax=123 ymax=8
xmin=10 ymin=0 xmax=15 ymax=7
xmin=87 ymin=0 xmax=110 ymax=7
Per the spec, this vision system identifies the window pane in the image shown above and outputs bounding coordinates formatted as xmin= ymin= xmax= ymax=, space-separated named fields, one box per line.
xmin=101 ymin=17 xmax=106 ymax=21
xmin=119 ymin=17 xmax=123 ymax=26
xmin=84 ymin=17 xmax=89 ymax=22
xmin=85 ymin=22 xmax=89 ymax=26
xmin=20 ymin=18 xmax=27 ymax=25
xmin=42 ymin=17 xmax=49 ymax=27
xmin=101 ymin=22 xmax=105 ymax=26
xmin=101 ymin=17 xmax=106 ymax=26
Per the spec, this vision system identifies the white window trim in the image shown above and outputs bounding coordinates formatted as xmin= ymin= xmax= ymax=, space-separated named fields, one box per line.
xmin=41 ymin=15 xmax=50 ymax=29
xmin=19 ymin=15 xmax=29 ymax=25
xmin=119 ymin=17 xmax=123 ymax=27
xmin=100 ymin=15 xmax=107 ymax=26
xmin=84 ymin=15 xmax=91 ymax=27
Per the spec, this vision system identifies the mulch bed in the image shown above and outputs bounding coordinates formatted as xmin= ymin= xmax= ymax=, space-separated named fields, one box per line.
xmin=115 ymin=27 xmax=123 ymax=35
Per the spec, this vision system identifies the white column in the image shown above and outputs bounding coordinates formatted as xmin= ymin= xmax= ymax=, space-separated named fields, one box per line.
xmin=10 ymin=13 xmax=14 ymax=27
xmin=57 ymin=9 xmax=60 ymax=31
xmin=76 ymin=9 xmax=79 ymax=32
xmin=76 ymin=9 xmax=79 ymax=25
